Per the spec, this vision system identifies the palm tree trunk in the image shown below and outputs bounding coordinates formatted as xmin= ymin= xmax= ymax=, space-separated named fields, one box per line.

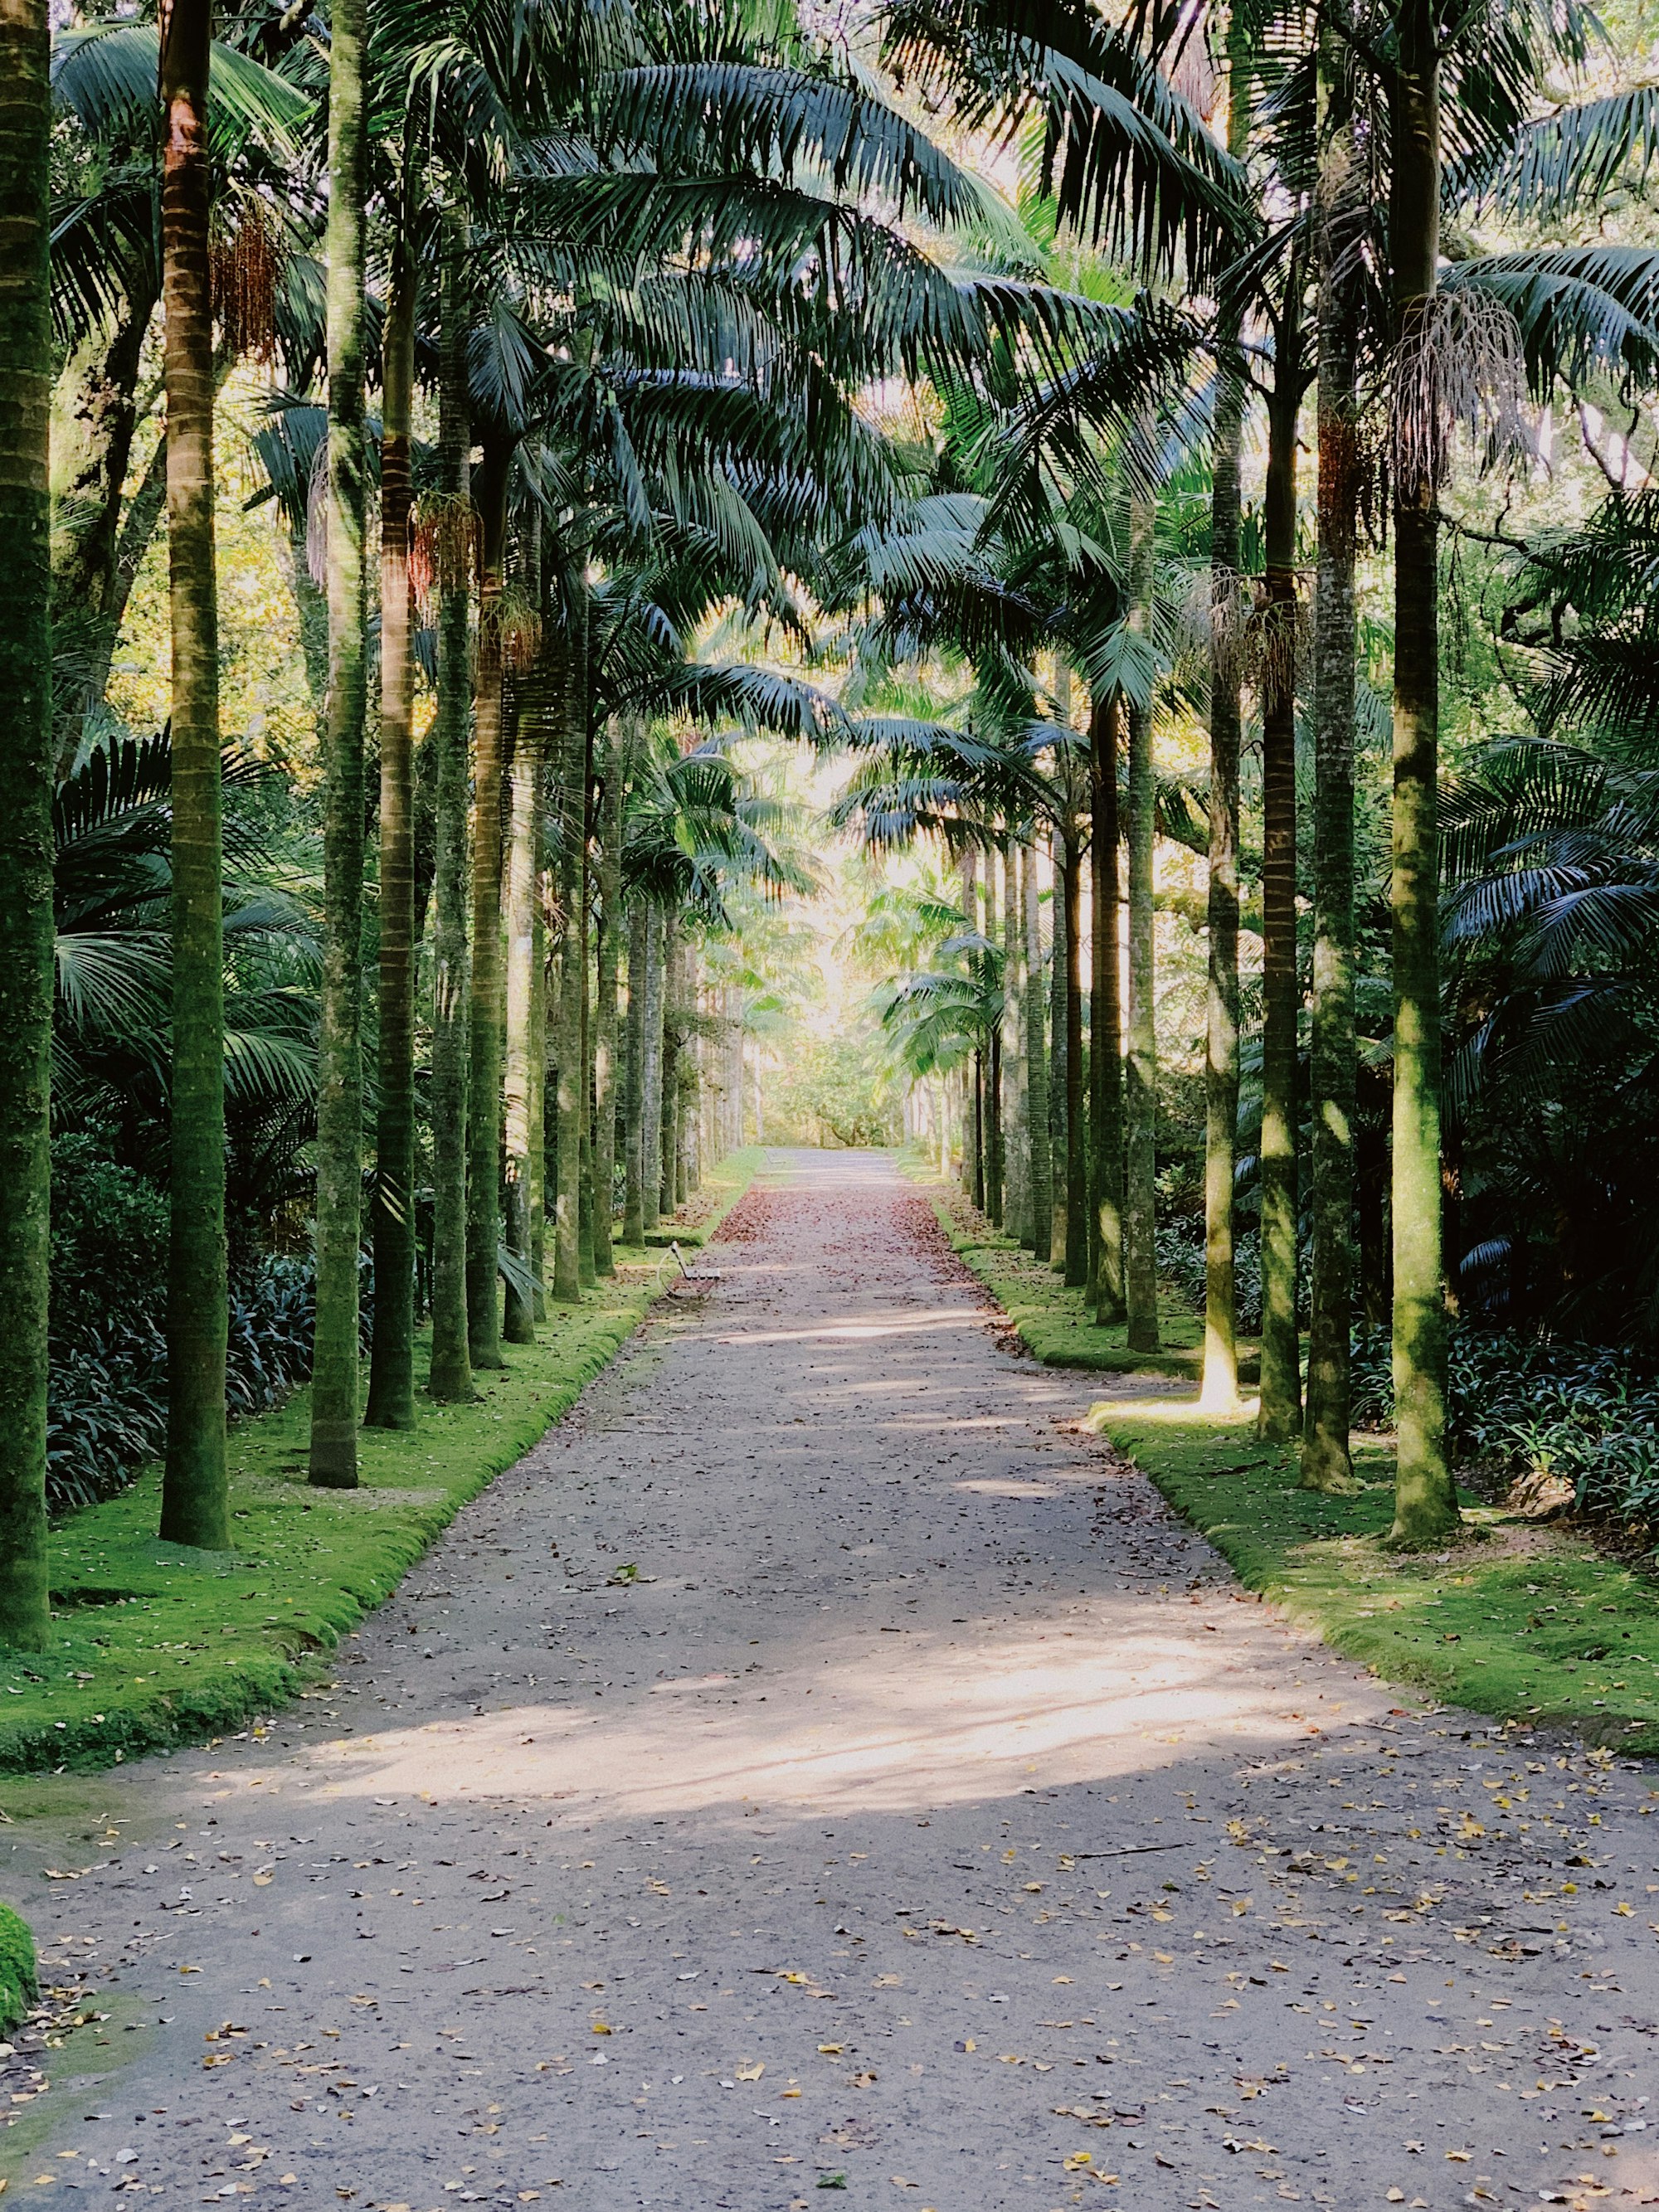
xmin=1002 ymin=842 xmax=1027 ymax=1244
xmin=1048 ymin=829 xmax=1068 ymax=1267
xmin=1389 ymin=0 xmax=1457 ymax=1541
xmin=465 ymin=435 xmax=510 ymax=1366
xmin=0 ymin=0 xmax=55 ymax=1641
xmin=623 ymin=902 xmax=648 ymax=1245
xmin=593 ymin=716 xmax=632 ymax=1276
xmin=1091 ymin=698 xmax=1126 ymax=1324
xmin=1062 ymin=832 xmax=1087 ymax=1286
xmin=659 ymin=926 xmax=681 ymax=1220
xmin=307 ymin=0 xmax=368 ymax=1485
xmin=1022 ymin=840 xmax=1052 ymax=1252
xmin=640 ymin=907 xmax=665 ymax=1237
xmin=158 ymin=0 xmax=229 ymax=1544
xmin=501 ymin=601 xmax=544 ymax=1346
xmin=1258 ymin=362 xmax=1304 ymax=1440
xmin=960 ymin=850 xmax=980 ymax=1208
xmin=578 ymin=838 xmax=596 ymax=1286
xmin=426 ymin=216 xmax=473 ymax=1404
xmin=1124 ymin=489 xmax=1161 ymax=1353
xmin=1301 ymin=41 xmax=1362 ymax=1491
xmin=1200 ymin=362 xmax=1245 ymax=1411
xmin=364 ymin=222 xmax=418 ymax=1429
xmin=552 ymin=616 xmax=585 ymax=1303
xmin=982 ymin=858 xmax=1003 ymax=1225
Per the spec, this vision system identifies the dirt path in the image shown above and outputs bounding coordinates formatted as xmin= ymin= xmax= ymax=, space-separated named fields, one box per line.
xmin=6 ymin=1150 xmax=1658 ymax=2212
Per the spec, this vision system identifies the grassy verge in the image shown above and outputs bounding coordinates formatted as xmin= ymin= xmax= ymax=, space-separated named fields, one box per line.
xmin=1089 ymin=1395 xmax=1659 ymax=1753
xmin=905 ymin=1159 xmax=1260 ymax=1383
xmin=0 ymin=1903 xmax=36 ymax=2031
xmin=0 ymin=1148 xmax=761 ymax=1779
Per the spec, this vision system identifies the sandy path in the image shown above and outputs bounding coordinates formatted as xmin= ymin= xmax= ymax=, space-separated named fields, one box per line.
xmin=5 ymin=1150 xmax=1658 ymax=2212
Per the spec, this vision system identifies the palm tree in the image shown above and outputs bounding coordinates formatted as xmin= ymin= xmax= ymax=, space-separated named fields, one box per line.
xmin=465 ymin=431 xmax=511 ymax=1364
xmin=158 ymin=0 xmax=229 ymax=1550
xmin=1123 ymin=489 xmax=1160 ymax=1354
xmin=0 ymin=0 xmax=55 ymax=1645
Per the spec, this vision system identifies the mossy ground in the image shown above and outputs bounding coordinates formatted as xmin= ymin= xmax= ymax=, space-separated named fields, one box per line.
xmin=0 ymin=1150 xmax=760 ymax=1781
xmin=903 ymin=1158 xmax=1659 ymax=1751
xmin=908 ymin=1163 xmax=1261 ymax=1382
xmin=1091 ymin=1398 xmax=1659 ymax=1753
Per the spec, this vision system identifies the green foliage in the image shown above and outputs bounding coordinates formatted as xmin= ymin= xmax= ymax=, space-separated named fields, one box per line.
xmin=0 ymin=1905 xmax=36 ymax=2034
xmin=766 ymin=1031 xmax=901 ymax=1149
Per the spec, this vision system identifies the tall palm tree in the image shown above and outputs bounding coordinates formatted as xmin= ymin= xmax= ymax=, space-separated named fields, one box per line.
xmin=1123 ymin=492 xmax=1160 ymax=1354
xmin=309 ymin=0 xmax=368 ymax=1485
xmin=465 ymin=431 xmax=511 ymax=1364
xmin=0 ymin=0 xmax=54 ymax=1644
xmin=365 ymin=197 xmax=420 ymax=1430
xmin=158 ymin=0 xmax=229 ymax=1549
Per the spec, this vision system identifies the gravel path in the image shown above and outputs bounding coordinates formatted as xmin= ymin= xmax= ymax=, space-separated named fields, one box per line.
xmin=6 ymin=1150 xmax=1659 ymax=2212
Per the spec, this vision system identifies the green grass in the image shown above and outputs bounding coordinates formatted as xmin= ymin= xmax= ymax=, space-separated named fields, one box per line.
xmin=0 ymin=1149 xmax=760 ymax=1780
xmin=0 ymin=1903 xmax=36 ymax=2031
xmin=907 ymin=1164 xmax=1260 ymax=1382
xmin=1091 ymin=1394 xmax=1659 ymax=1753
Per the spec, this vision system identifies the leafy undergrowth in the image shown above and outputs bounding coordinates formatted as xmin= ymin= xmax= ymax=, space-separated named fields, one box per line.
xmin=1093 ymin=1396 xmax=1659 ymax=1753
xmin=909 ymin=1164 xmax=1261 ymax=1383
xmin=0 ymin=1150 xmax=760 ymax=1777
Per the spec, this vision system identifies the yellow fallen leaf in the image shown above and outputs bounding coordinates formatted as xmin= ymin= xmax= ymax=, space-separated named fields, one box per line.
xmin=1231 ymin=1897 xmax=1252 ymax=1916
xmin=591 ymin=2023 xmax=611 ymax=2036
xmin=780 ymin=1971 xmax=807 ymax=1984
xmin=253 ymin=1872 xmax=274 ymax=1887
xmin=818 ymin=2044 xmax=843 ymax=2056
xmin=1446 ymin=2151 xmax=1472 ymax=2162
xmin=736 ymin=2063 xmax=764 ymax=2083
xmin=1154 ymin=1951 xmax=1175 ymax=1964
xmin=1064 ymin=2152 xmax=1093 ymax=2171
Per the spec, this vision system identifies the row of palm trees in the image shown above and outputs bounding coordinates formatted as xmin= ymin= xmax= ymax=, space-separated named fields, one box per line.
xmin=3 ymin=0 xmax=1656 ymax=1648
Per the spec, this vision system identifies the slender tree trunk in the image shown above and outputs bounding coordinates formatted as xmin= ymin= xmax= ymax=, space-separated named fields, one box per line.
xmin=659 ymin=926 xmax=680 ymax=1219
xmin=0 ymin=0 xmax=55 ymax=1641
xmin=1389 ymin=0 xmax=1457 ymax=1540
xmin=1258 ymin=357 xmax=1304 ymax=1440
xmin=1200 ymin=350 xmax=1245 ymax=1410
xmin=1301 ymin=42 xmax=1362 ymax=1490
xmin=640 ymin=906 xmax=664 ymax=1236
xmin=158 ymin=0 xmax=229 ymax=1544
xmin=1062 ymin=834 xmax=1087 ymax=1286
xmin=426 ymin=218 xmax=473 ymax=1403
xmin=578 ymin=829 xmax=596 ymax=1286
xmin=365 ymin=224 xmax=418 ymax=1429
xmin=593 ymin=717 xmax=632 ymax=1276
xmin=982 ymin=858 xmax=1003 ymax=1224
xmin=307 ymin=0 xmax=368 ymax=1483
xmin=623 ymin=902 xmax=648 ymax=1245
xmin=502 ymin=602 xmax=545 ymax=1346
xmin=1091 ymin=699 xmax=1126 ymax=1324
xmin=465 ymin=435 xmax=509 ymax=1365
xmin=1048 ymin=829 xmax=1068 ymax=1267
xmin=552 ymin=615 xmax=586 ymax=1301
xmin=1022 ymin=840 xmax=1051 ymax=1252
xmin=1123 ymin=493 xmax=1160 ymax=1352
xmin=960 ymin=850 xmax=980 ymax=1206
xmin=91 ymin=425 xmax=171 ymax=709
xmin=1002 ymin=842 xmax=1027 ymax=1244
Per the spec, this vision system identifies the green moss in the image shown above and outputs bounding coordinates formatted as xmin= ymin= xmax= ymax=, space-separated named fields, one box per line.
xmin=908 ymin=1166 xmax=1260 ymax=1382
xmin=0 ymin=1151 xmax=759 ymax=1778
xmin=0 ymin=1903 xmax=35 ymax=2032
xmin=1092 ymin=1393 xmax=1659 ymax=1753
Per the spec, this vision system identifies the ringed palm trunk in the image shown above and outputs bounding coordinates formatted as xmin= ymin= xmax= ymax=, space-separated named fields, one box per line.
xmin=659 ymin=926 xmax=680 ymax=1219
xmin=426 ymin=218 xmax=473 ymax=1403
xmin=1389 ymin=0 xmax=1457 ymax=1542
xmin=551 ymin=613 xmax=586 ymax=1302
xmin=1022 ymin=839 xmax=1051 ymax=1252
xmin=960 ymin=850 xmax=980 ymax=1208
xmin=1200 ymin=356 xmax=1245 ymax=1411
xmin=640 ymin=906 xmax=664 ymax=1237
xmin=1048 ymin=828 xmax=1067 ymax=1267
xmin=1062 ymin=831 xmax=1087 ymax=1287
xmin=1301 ymin=43 xmax=1362 ymax=1492
xmin=308 ymin=0 xmax=368 ymax=1485
xmin=159 ymin=0 xmax=230 ymax=1545
xmin=623 ymin=902 xmax=648 ymax=1246
xmin=1001 ymin=843 xmax=1027 ymax=1245
xmin=502 ymin=608 xmax=546 ymax=1346
xmin=465 ymin=435 xmax=510 ymax=1367
xmin=364 ymin=227 xmax=418 ymax=1429
xmin=578 ymin=747 xmax=596 ymax=1286
xmin=592 ymin=716 xmax=633 ymax=1276
xmin=0 ymin=0 xmax=55 ymax=1642
xmin=982 ymin=858 xmax=1003 ymax=1225
xmin=1258 ymin=362 xmax=1305 ymax=1441
xmin=1123 ymin=487 xmax=1160 ymax=1354
xmin=1091 ymin=698 xmax=1125 ymax=1324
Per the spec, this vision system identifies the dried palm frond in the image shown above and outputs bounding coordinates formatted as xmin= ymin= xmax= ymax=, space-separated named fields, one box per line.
xmin=1389 ymin=289 xmax=1530 ymax=499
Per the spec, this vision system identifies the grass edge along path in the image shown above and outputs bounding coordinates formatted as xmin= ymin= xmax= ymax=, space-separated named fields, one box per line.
xmin=0 ymin=1905 xmax=35 ymax=2032
xmin=902 ymin=1157 xmax=1260 ymax=1383
xmin=0 ymin=1148 xmax=762 ymax=1779
xmin=1092 ymin=1399 xmax=1659 ymax=1758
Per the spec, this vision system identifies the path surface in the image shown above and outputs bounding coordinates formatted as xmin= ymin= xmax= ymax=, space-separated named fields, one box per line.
xmin=7 ymin=1152 xmax=1659 ymax=2212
